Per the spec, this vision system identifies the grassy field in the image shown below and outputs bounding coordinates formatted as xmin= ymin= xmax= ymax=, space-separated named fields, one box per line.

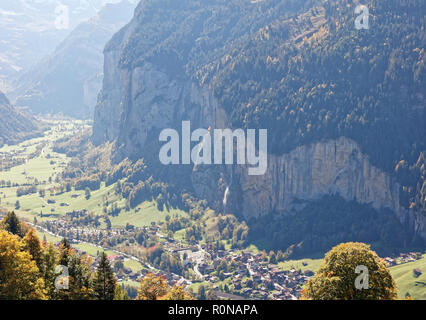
xmin=0 ymin=119 xmax=189 ymax=280
xmin=72 ymin=242 xmax=116 ymax=257
xmin=278 ymin=257 xmax=324 ymax=273
xmin=123 ymin=259 xmax=144 ymax=273
xmin=188 ymin=280 xmax=210 ymax=293
xmin=1 ymin=120 xmax=188 ymax=230
xmin=35 ymin=229 xmax=62 ymax=244
xmin=120 ymin=279 xmax=140 ymax=289
xmin=390 ymin=254 xmax=426 ymax=300
xmin=110 ymin=200 xmax=187 ymax=228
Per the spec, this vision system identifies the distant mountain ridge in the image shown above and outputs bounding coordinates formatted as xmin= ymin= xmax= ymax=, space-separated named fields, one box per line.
xmin=0 ymin=91 xmax=40 ymax=147
xmin=10 ymin=0 xmax=136 ymax=118
xmin=0 ymin=0 xmax=129 ymax=91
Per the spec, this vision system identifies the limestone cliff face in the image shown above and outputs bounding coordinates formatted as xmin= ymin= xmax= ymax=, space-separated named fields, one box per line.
xmin=192 ymin=135 xmax=425 ymax=240
xmin=93 ymin=14 xmax=220 ymax=161
xmin=234 ymin=138 xmax=401 ymax=217
xmin=94 ymin=62 xmax=219 ymax=160
xmin=235 ymin=137 xmax=401 ymax=218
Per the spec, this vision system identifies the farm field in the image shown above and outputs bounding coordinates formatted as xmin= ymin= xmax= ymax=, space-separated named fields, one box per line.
xmin=278 ymin=257 xmax=323 ymax=273
xmin=390 ymin=254 xmax=426 ymax=300
xmin=0 ymin=119 xmax=188 ymax=230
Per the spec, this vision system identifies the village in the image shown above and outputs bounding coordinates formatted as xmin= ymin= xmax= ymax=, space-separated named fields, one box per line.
xmin=27 ymin=210 xmax=313 ymax=299
xmin=28 ymin=209 xmax=424 ymax=300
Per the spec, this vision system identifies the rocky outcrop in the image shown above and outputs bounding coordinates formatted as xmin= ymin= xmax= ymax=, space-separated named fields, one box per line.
xmin=235 ymin=137 xmax=401 ymax=218
xmin=193 ymin=135 xmax=425 ymax=240
xmin=94 ymin=61 xmax=220 ymax=161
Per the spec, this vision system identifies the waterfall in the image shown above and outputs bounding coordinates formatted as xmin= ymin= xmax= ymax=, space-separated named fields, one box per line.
xmin=222 ymin=165 xmax=233 ymax=214
xmin=223 ymin=186 xmax=230 ymax=207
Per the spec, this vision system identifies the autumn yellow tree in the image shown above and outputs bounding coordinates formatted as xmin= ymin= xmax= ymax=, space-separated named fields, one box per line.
xmin=0 ymin=230 xmax=47 ymax=300
xmin=161 ymin=285 xmax=193 ymax=300
xmin=23 ymin=229 xmax=44 ymax=271
xmin=137 ymin=273 xmax=169 ymax=300
xmin=301 ymin=242 xmax=397 ymax=300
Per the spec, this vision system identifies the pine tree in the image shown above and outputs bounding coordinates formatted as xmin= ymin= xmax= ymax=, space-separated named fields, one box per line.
xmin=85 ymin=187 xmax=91 ymax=200
xmin=197 ymin=285 xmax=206 ymax=300
xmin=1 ymin=211 xmax=23 ymax=236
xmin=66 ymin=252 xmax=95 ymax=300
xmin=58 ymin=238 xmax=71 ymax=266
xmin=94 ymin=252 xmax=117 ymax=300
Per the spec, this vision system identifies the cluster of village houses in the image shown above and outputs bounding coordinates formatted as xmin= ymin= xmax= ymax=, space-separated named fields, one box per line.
xmin=16 ymin=211 xmax=426 ymax=300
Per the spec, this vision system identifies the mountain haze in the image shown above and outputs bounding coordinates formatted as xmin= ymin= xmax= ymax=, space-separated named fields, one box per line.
xmin=0 ymin=0 xmax=130 ymax=91
xmin=11 ymin=1 xmax=136 ymax=118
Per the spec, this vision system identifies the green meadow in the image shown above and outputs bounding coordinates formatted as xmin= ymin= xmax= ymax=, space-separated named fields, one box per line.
xmin=390 ymin=254 xmax=426 ymax=300
xmin=1 ymin=120 xmax=187 ymax=230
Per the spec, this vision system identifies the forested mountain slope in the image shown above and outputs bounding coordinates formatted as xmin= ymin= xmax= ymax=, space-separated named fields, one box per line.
xmin=93 ymin=0 xmax=425 ymax=253
xmin=0 ymin=91 xmax=40 ymax=147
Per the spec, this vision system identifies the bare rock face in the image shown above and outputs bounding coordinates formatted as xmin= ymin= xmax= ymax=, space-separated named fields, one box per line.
xmin=192 ymin=134 xmax=424 ymax=240
xmin=93 ymin=26 xmax=220 ymax=161
xmin=234 ymin=137 xmax=401 ymax=217
xmin=94 ymin=62 xmax=219 ymax=160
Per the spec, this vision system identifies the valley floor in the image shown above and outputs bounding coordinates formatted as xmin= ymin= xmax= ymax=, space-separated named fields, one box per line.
xmin=0 ymin=118 xmax=424 ymax=300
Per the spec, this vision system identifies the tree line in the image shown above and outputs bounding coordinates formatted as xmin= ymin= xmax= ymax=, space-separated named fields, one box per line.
xmin=0 ymin=211 xmax=192 ymax=300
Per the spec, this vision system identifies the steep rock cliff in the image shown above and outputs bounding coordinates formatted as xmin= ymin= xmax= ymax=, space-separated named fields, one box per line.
xmin=232 ymin=137 xmax=425 ymax=241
